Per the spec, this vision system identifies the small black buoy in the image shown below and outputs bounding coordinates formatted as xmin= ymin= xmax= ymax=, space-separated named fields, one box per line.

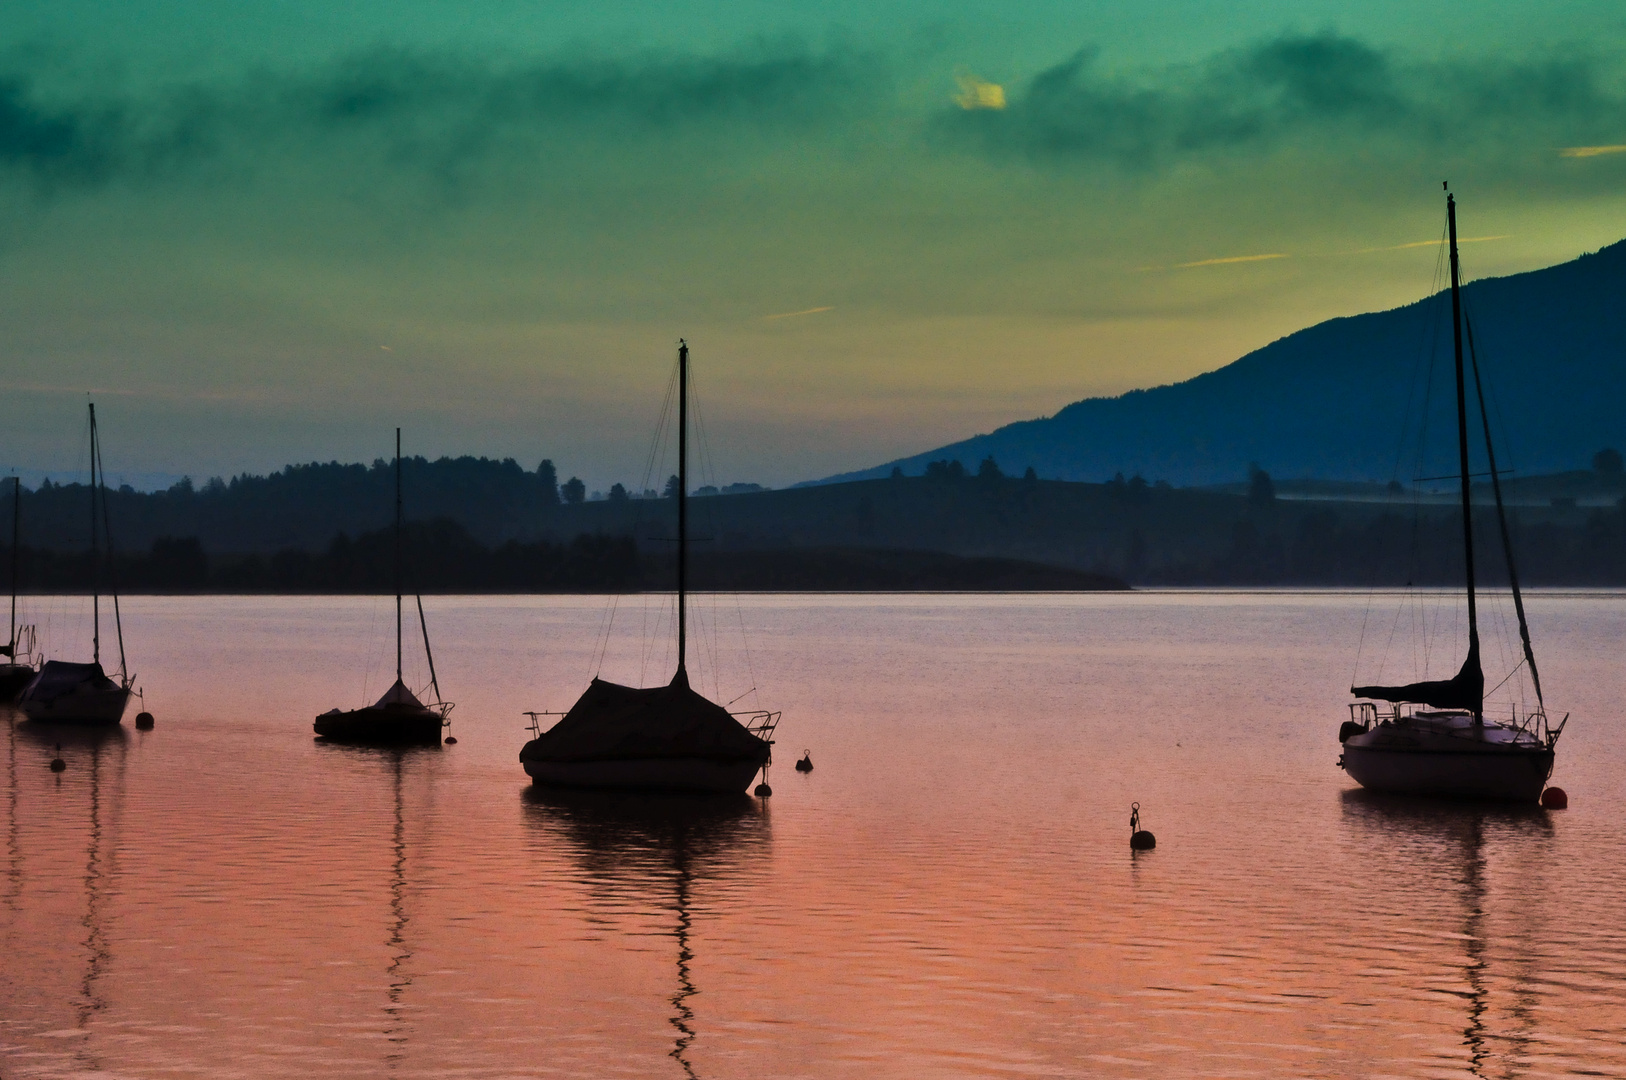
xmin=1541 ymin=786 xmax=1568 ymax=809
xmin=50 ymin=744 xmax=66 ymax=773
xmin=135 ymin=711 xmax=155 ymax=730
xmin=444 ymin=736 xmax=457 ymax=745
xmin=754 ymin=782 xmax=772 ymax=797
xmin=795 ymin=750 xmax=813 ymax=772
xmin=1129 ymin=801 xmax=1156 ymax=850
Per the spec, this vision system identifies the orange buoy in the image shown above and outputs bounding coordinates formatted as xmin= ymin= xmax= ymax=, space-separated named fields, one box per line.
xmin=1541 ymin=786 xmax=1568 ymax=809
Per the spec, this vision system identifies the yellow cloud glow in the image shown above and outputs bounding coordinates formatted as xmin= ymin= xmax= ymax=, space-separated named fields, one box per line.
xmin=1559 ymin=144 xmax=1626 ymax=158
xmin=1174 ymin=252 xmax=1290 ymax=268
xmin=764 ymin=306 xmax=834 ymax=321
xmin=954 ymin=73 xmax=1006 ymax=111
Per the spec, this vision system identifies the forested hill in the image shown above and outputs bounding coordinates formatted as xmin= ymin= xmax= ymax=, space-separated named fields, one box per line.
xmin=816 ymin=237 xmax=1626 ymax=487
xmin=17 ymin=456 xmax=563 ymax=553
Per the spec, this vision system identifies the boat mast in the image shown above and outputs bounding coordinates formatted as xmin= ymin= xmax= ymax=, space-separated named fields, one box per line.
xmin=94 ymin=424 xmax=127 ymax=681
xmin=9 ymin=476 xmax=17 ymax=656
xmin=1465 ymin=318 xmax=1544 ymax=707
xmin=393 ymin=426 xmax=403 ymax=686
xmin=89 ymin=403 xmax=100 ymax=666
xmin=1446 ymin=190 xmax=1480 ymax=710
xmin=415 ymin=595 xmax=442 ymax=706
xmin=676 ymin=340 xmax=688 ymax=681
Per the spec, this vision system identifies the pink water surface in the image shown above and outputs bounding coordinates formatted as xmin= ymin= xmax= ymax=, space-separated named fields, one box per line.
xmin=3 ymin=590 xmax=1623 ymax=1078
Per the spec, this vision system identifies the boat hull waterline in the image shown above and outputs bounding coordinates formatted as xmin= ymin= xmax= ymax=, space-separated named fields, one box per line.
xmin=20 ymin=685 xmax=131 ymax=725
xmin=314 ymin=705 xmax=444 ymax=745
xmin=522 ymin=755 xmax=768 ymax=794
xmin=0 ymin=664 xmax=38 ymax=704
xmin=1341 ymin=718 xmax=1554 ymax=802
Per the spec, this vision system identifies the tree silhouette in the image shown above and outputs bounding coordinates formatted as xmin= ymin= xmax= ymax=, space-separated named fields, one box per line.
xmin=1248 ymin=463 xmax=1276 ymax=506
xmin=537 ymin=459 xmax=560 ymax=504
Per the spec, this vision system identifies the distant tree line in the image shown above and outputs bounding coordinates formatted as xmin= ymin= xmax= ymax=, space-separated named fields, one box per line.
xmin=1140 ymin=502 xmax=1626 ymax=585
xmin=8 ymin=453 xmax=1626 ymax=589
xmin=2 ymin=521 xmax=640 ymax=593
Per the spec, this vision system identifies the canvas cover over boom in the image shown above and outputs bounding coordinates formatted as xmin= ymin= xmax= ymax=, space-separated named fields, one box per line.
xmin=1352 ymin=641 xmax=1484 ymax=714
xmin=374 ymin=679 xmax=427 ymax=709
xmin=20 ymin=660 xmax=117 ymax=700
xmin=521 ymin=673 xmax=769 ymax=765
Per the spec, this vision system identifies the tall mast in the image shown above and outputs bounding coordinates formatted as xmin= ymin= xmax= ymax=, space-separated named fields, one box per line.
xmin=95 ymin=424 xmax=127 ymax=680
xmin=393 ymin=429 xmax=403 ymax=686
xmin=1446 ymin=191 xmax=1480 ymax=688
xmin=9 ymin=476 xmax=17 ymax=655
xmin=89 ymin=403 xmax=100 ymax=665
xmin=1465 ymin=319 xmax=1542 ymax=707
xmin=676 ymin=340 xmax=688 ymax=681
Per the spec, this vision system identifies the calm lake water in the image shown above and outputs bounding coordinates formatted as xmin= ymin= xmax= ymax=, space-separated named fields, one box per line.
xmin=2 ymin=591 xmax=1624 ymax=1079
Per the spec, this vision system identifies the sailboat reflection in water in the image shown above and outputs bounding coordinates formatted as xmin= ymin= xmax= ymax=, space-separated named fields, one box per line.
xmin=521 ymin=342 xmax=778 ymax=793
xmin=1341 ymin=789 xmax=1553 ymax=1071
xmin=523 ymin=787 xmax=770 ymax=1078
xmin=315 ymin=430 xmax=452 ymax=745
xmin=1340 ymin=191 xmax=1565 ymax=802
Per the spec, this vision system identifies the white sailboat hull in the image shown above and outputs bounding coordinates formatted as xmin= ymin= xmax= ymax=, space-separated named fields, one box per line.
xmin=1341 ymin=718 xmax=1553 ymax=802
xmin=523 ymin=756 xmax=766 ymax=794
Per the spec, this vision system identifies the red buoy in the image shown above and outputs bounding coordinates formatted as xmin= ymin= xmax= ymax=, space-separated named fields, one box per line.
xmin=1541 ymin=786 xmax=1568 ymax=809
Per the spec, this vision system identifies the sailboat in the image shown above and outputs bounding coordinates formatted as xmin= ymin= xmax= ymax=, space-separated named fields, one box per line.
xmin=1339 ymin=190 xmax=1565 ymax=802
xmin=17 ymin=405 xmax=134 ymax=724
xmin=314 ymin=430 xmax=452 ymax=745
xmin=520 ymin=341 xmax=779 ymax=793
xmin=1 ymin=476 xmax=41 ymax=702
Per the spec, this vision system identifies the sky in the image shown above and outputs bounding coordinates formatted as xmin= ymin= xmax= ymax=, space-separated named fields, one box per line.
xmin=3 ymin=1 xmax=1625 ymax=492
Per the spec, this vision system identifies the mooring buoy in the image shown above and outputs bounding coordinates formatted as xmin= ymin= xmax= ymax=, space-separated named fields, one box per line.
xmin=795 ymin=750 xmax=813 ymax=772
xmin=1129 ymin=801 xmax=1156 ymax=849
xmin=1541 ymin=786 xmax=1568 ymax=809
xmin=755 ymin=782 xmax=772 ymax=797
xmin=50 ymin=744 xmax=66 ymax=772
xmin=135 ymin=711 xmax=155 ymax=730
xmin=444 ymin=736 xmax=457 ymax=745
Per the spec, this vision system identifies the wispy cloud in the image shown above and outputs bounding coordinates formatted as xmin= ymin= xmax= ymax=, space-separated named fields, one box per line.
xmin=0 ymin=42 xmax=885 ymax=193
xmin=1175 ymin=252 xmax=1289 ymax=268
xmin=764 ymin=306 xmax=834 ymax=320
xmin=1348 ymin=234 xmax=1511 ymax=254
xmin=1559 ymin=143 xmax=1626 ymax=157
xmin=942 ymin=33 xmax=1626 ymax=172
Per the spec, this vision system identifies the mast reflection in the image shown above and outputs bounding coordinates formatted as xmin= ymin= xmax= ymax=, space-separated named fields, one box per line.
xmin=522 ymin=788 xmax=770 ymax=1079
xmin=17 ymin=722 xmax=129 ymax=1070
xmin=1340 ymin=790 xmax=1551 ymax=1077
xmin=315 ymin=741 xmax=438 ymax=1071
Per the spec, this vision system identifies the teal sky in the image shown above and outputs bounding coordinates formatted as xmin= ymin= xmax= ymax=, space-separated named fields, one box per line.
xmin=4 ymin=2 xmax=1625 ymax=490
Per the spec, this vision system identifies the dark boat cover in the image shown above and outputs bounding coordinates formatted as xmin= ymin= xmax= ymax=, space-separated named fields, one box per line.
xmin=521 ymin=671 xmax=769 ymax=765
xmin=373 ymin=679 xmax=427 ymax=709
xmin=20 ymin=660 xmax=118 ymax=700
xmin=1352 ymin=641 xmax=1483 ymax=713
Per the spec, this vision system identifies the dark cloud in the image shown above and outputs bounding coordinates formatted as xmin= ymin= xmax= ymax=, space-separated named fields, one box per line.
xmin=0 ymin=75 xmax=119 ymax=181
xmin=945 ymin=33 xmax=1626 ymax=168
xmin=0 ymin=41 xmax=884 ymax=192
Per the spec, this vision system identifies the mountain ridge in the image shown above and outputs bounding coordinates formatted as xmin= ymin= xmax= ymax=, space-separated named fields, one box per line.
xmin=814 ymin=237 xmax=1626 ymax=487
